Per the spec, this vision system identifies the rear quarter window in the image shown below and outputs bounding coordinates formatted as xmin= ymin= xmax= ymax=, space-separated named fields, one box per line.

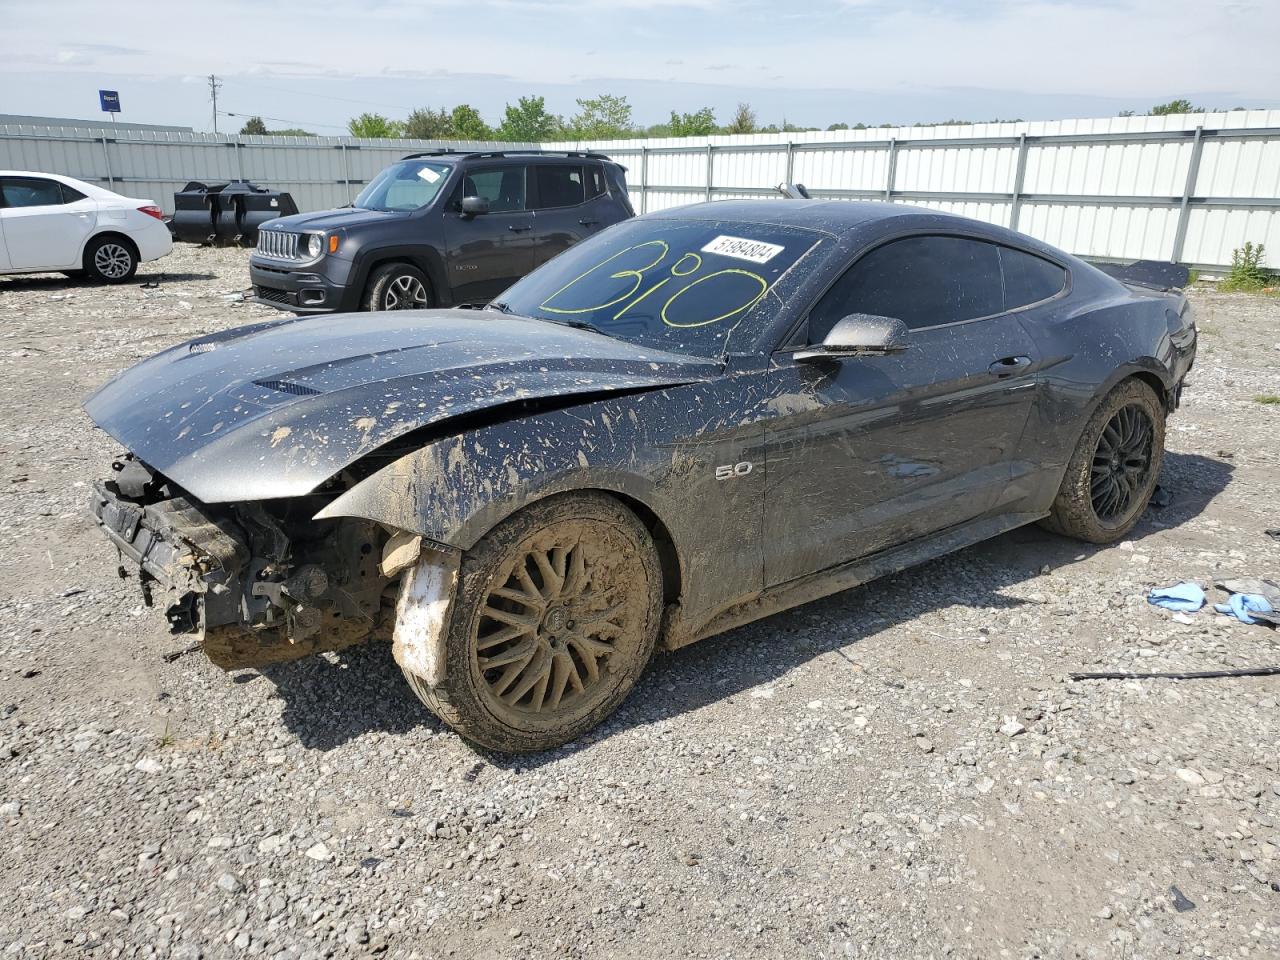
xmin=1000 ymin=246 xmax=1067 ymax=309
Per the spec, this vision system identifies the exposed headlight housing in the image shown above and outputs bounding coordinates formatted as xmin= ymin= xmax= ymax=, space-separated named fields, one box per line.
xmin=307 ymin=233 xmax=324 ymax=259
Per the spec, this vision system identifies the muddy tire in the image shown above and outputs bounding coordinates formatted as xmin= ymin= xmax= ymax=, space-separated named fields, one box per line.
xmin=1040 ymin=379 xmax=1165 ymax=544
xmin=362 ymin=263 xmax=432 ymax=311
xmin=402 ymin=493 xmax=663 ymax=753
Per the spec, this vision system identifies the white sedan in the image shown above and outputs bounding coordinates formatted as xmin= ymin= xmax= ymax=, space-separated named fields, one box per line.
xmin=0 ymin=171 xmax=172 ymax=283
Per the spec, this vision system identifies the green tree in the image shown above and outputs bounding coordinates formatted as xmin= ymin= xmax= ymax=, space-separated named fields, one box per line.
xmin=347 ymin=112 xmax=403 ymax=138
xmin=403 ymin=107 xmax=454 ymax=140
xmin=1149 ymin=99 xmax=1201 ymax=116
xmin=668 ymin=107 xmax=716 ymax=138
xmin=827 ymin=122 xmax=850 ymax=131
xmin=239 ymin=116 xmax=268 ymax=135
xmin=497 ymin=96 xmax=561 ymax=141
xmin=567 ymin=94 xmax=634 ymax=140
xmin=450 ymin=104 xmax=492 ymax=140
xmin=724 ymin=102 xmax=756 ymax=135
xmin=270 ymin=127 xmax=315 ymax=137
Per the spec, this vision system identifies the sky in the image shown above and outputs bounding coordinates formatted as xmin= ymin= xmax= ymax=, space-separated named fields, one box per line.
xmin=2 ymin=0 xmax=1278 ymax=133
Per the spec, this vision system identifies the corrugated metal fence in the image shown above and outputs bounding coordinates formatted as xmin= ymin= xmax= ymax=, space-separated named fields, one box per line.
xmin=0 ymin=125 xmax=536 ymax=219
xmin=3 ymin=111 xmax=1278 ymax=271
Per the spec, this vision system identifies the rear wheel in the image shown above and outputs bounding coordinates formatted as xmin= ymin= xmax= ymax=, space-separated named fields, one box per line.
xmin=401 ymin=493 xmax=663 ymax=752
xmin=1040 ymin=379 xmax=1165 ymax=543
xmin=362 ymin=263 xmax=432 ymax=311
xmin=84 ymin=236 xmax=138 ymax=283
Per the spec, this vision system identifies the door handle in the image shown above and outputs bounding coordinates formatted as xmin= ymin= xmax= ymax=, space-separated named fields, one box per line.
xmin=578 ymin=218 xmax=599 ymax=226
xmin=508 ymin=224 xmax=532 ymax=233
xmin=988 ymin=356 xmax=1032 ymax=377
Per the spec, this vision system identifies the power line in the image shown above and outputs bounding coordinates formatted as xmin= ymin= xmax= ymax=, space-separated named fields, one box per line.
xmin=218 ymin=75 xmax=412 ymax=113
xmin=220 ymin=109 xmax=348 ymax=133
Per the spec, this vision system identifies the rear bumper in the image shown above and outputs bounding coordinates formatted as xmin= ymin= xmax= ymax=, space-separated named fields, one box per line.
xmin=135 ymin=220 xmax=173 ymax=263
xmin=249 ymin=257 xmax=352 ymax=312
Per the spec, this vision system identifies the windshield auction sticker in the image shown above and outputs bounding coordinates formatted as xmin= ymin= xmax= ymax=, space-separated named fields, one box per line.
xmin=701 ymin=235 xmax=785 ymax=264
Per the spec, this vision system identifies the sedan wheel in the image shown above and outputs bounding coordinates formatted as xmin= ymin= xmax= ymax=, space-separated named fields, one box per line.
xmin=84 ymin=236 xmax=138 ymax=284
xmin=401 ymin=493 xmax=663 ymax=752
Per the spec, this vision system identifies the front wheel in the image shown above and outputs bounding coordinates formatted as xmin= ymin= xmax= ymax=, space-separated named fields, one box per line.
xmin=1040 ymin=379 xmax=1165 ymax=543
xmin=84 ymin=236 xmax=138 ymax=283
xmin=401 ymin=493 xmax=663 ymax=752
xmin=362 ymin=263 xmax=432 ymax=311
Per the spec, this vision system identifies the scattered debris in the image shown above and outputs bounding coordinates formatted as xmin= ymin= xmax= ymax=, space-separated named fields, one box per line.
xmin=1071 ymin=666 xmax=1280 ymax=681
xmin=1148 ymin=582 xmax=1206 ymax=612
xmin=161 ymin=642 xmax=202 ymax=663
xmin=1169 ymin=885 xmax=1196 ymax=913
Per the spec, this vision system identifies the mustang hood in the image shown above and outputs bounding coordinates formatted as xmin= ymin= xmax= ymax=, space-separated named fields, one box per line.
xmin=84 ymin=310 xmax=717 ymax=503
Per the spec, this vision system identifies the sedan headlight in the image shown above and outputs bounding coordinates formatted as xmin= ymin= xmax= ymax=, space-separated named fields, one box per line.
xmin=307 ymin=233 xmax=324 ymax=259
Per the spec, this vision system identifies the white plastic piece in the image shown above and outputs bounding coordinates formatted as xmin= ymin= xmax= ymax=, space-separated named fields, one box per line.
xmin=392 ymin=549 xmax=459 ymax=684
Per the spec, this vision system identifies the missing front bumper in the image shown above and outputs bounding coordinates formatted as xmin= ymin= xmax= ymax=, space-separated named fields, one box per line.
xmin=90 ymin=473 xmax=390 ymax=670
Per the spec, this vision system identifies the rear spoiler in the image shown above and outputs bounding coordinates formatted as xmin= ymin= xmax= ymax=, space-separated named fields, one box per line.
xmin=1092 ymin=260 xmax=1189 ymax=292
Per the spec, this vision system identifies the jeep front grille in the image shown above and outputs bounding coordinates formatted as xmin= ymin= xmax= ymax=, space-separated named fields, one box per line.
xmin=257 ymin=230 xmax=300 ymax=260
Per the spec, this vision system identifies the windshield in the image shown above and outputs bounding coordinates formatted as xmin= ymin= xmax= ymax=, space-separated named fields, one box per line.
xmin=495 ymin=218 xmax=824 ymax=357
xmin=354 ymin=160 xmax=451 ymax=212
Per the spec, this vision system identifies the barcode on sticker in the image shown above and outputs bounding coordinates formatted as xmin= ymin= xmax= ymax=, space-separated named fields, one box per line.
xmin=701 ymin=235 xmax=785 ymax=264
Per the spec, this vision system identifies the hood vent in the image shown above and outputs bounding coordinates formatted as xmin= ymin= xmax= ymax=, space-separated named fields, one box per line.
xmin=254 ymin=378 xmax=321 ymax=396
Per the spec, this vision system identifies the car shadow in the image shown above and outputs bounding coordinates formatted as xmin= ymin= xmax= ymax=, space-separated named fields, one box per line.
xmin=0 ymin=271 xmax=217 ymax=291
xmin=262 ymin=450 xmax=1233 ymax=760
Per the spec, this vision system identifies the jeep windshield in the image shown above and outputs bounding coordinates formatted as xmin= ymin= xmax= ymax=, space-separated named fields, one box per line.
xmin=492 ymin=218 xmax=826 ymax=358
xmin=353 ymin=160 xmax=451 ymax=212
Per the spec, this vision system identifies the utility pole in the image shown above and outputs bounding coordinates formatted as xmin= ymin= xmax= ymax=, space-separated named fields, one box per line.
xmin=208 ymin=74 xmax=222 ymax=133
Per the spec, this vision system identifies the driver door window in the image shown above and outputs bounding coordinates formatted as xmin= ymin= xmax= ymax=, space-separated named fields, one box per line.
xmin=809 ymin=235 xmax=1004 ymax=342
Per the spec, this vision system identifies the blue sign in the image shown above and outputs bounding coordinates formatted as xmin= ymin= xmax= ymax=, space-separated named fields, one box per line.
xmin=99 ymin=90 xmax=121 ymax=114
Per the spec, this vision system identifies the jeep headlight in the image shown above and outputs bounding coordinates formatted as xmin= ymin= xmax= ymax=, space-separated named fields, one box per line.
xmin=307 ymin=233 xmax=324 ymax=259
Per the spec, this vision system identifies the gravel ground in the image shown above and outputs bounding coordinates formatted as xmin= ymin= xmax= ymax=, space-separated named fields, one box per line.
xmin=0 ymin=245 xmax=1278 ymax=959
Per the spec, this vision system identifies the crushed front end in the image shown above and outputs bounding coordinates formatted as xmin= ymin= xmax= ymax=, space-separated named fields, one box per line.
xmin=91 ymin=456 xmax=394 ymax=670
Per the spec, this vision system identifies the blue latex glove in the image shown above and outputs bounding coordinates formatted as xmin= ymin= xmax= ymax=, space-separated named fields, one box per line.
xmin=1148 ymin=582 xmax=1206 ymax=612
xmin=1214 ymin=593 xmax=1274 ymax=624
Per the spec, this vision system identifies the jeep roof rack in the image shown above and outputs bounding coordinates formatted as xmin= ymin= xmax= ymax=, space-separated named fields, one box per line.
xmin=400 ymin=149 xmax=612 ymax=162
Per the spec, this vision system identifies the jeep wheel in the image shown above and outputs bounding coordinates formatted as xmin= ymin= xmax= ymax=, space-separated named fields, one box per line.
xmin=401 ymin=493 xmax=663 ymax=753
xmin=84 ymin=236 xmax=138 ymax=284
xmin=1040 ymin=379 xmax=1165 ymax=544
xmin=363 ymin=263 xmax=432 ymax=311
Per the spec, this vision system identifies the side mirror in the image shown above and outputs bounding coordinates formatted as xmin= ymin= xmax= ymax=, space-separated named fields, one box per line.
xmin=794 ymin=314 xmax=910 ymax=362
xmin=460 ymin=195 xmax=490 ymax=217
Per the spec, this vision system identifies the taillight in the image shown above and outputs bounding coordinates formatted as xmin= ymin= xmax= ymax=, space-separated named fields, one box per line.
xmin=137 ymin=205 xmax=164 ymax=221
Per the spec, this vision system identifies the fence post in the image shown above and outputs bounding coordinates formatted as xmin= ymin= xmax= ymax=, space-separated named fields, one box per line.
xmin=340 ymin=143 xmax=353 ymax=203
xmin=99 ymin=135 xmax=114 ymax=188
xmin=233 ymin=136 xmax=244 ymax=181
xmin=639 ymin=145 xmax=648 ymax=215
xmin=785 ymin=141 xmax=795 ymax=186
xmin=883 ymin=139 xmax=898 ymax=201
xmin=1010 ymin=133 xmax=1029 ymax=231
xmin=705 ymin=144 xmax=714 ymax=202
xmin=1171 ymin=126 xmax=1205 ymax=265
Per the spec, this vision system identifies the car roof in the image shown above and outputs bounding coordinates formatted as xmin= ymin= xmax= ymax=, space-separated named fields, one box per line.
xmin=398 ymin=150 xmax=616 ymax=165
xmin=0 ymin=170 xmax=122 ymax=199
xmin=645 ymin=199 xmax=1070 ymax=258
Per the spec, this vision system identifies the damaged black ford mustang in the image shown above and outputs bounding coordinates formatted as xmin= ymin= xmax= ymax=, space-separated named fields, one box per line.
xmin=85 ymin=200 xmax=1196 ymax=751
